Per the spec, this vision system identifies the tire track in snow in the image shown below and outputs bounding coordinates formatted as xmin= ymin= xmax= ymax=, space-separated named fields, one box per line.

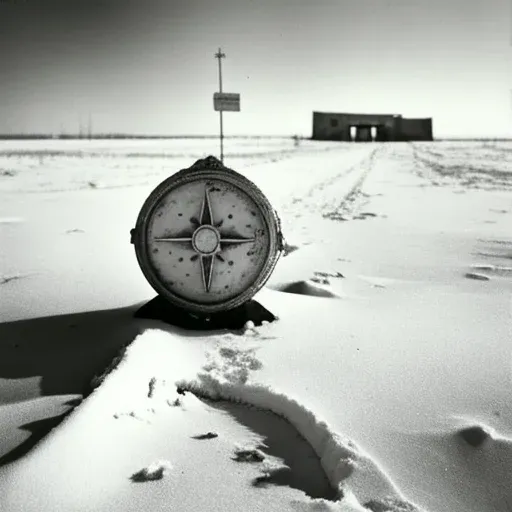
xmin=321 ymin=148 xmax=380 ymax=222
xmin=281 ymin=147 xmax=380 ymax=226
xmin=277 ymin=147 xmax=380 ymax=249
xmin=288 ymin=148 xmax=377 ymax=209
xmin=410 ymin=143 xmax=512 ymax=191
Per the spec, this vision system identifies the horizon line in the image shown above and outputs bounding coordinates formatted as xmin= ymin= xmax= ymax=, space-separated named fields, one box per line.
xmin=0 ymin=134 xmax=510 ymax=141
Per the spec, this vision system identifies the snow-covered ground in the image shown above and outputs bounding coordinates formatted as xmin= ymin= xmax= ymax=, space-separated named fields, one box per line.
xmin=1 ymin=138 xmax=511 ymax=512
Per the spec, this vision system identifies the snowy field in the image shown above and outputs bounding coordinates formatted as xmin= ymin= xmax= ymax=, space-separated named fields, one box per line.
xmin=1 ymin=137 xmax=511 ymax=512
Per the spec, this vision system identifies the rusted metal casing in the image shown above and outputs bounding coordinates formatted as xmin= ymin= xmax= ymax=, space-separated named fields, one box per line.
xmin=131 ymin=156 xmax=284 ymax=314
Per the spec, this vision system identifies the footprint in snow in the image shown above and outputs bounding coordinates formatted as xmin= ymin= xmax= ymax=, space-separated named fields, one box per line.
xmin=0 ymin=273 xmax=33 ymax=285
xmin=465 ymin=272 xmax=490 ymax=281
xmin=311 ymin=276 xmax=330 ymax=285
xmin=353 ymin=212 xmax=378 ymax=220
xmin=197 ymin=399 xmax=338 ymax=501
xmin=192 ymin=432 xmax=219 ymax=440
xmin=470 ymin=264 xmax=512 ymax=277
xmin=130 ymin=460 xmax=173 ymax=482
xmin=233 ymin=447 xmax=266 ymax=463
xmin=272 ymin=280 xmax=340 ymax=298
xmin=311 ymin=271 xmax=345 ymax=285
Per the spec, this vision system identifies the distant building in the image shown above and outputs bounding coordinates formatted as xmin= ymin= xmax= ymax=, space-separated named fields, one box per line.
xmin=312 ymin=112 xmax=433 ymax=142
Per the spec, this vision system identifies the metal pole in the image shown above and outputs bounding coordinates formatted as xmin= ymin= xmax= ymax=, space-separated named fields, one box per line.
xmin=215 ymin=48 xmax=225 ymax=162
xmin=219 ymin=53 xmax=223 ymax=163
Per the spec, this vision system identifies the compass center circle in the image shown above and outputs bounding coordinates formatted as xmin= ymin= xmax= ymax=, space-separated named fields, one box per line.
xmin=192 ymin=225 xmax=220 ymax=255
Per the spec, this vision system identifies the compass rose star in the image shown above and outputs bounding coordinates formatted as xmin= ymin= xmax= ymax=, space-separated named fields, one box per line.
xmin=153 ymin=186 xmax=256 ymax=292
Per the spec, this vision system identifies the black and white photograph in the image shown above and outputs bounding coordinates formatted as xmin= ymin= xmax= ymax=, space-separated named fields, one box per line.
xmin=1 ymin=1 xmax=511 ymax=511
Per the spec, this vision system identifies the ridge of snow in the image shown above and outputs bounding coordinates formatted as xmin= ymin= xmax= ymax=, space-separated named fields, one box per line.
xmin=176 ymin=339 xmax=423 ymax=512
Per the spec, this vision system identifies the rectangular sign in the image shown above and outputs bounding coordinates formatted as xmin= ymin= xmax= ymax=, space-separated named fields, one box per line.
xmin=213 ymin=92 xmax=240 ymax=112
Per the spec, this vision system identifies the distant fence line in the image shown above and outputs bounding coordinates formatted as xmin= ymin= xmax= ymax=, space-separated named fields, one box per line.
xmin=0 ymin=134 xmax=306 ymax=141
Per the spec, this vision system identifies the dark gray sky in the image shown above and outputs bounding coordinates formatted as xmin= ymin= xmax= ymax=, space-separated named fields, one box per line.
xmin=0 ymin=0 xmax=510 ymax=137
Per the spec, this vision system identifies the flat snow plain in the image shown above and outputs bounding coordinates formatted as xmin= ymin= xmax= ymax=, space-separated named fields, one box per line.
xmin=0 ymin=138 xmax=511 ymax=512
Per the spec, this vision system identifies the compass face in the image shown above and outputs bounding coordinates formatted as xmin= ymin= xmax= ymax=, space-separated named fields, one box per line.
xmin=132 ymin=157 xmax=283 ymax=314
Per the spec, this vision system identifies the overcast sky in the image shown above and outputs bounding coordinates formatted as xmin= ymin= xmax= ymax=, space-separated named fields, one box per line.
xmin=0 ymin=0 xmax=511 ymax=138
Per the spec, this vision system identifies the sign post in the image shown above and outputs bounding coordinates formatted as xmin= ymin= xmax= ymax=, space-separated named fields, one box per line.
xmin=213 ymin=93 xmax=240 ymax=112
xmin=214 ymin=48 xmax=240 ymax=163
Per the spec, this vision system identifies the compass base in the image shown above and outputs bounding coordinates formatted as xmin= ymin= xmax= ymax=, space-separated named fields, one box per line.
xmin=134 ymin=295 xmax=276 ymax=331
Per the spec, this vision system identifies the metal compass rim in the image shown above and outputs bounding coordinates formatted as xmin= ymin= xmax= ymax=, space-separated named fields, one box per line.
xmin=132 ymin=158 xmax=283 ymax=315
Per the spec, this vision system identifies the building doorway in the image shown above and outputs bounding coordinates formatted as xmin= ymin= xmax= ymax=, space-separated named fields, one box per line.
xmin=350 ymin=124 xmax=385 ymax=142
xmin=350 ymin=124 xmax=373 ymax=142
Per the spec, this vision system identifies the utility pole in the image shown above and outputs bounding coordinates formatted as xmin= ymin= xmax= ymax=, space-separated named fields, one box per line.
xmin=87 ymin=112 xmax=92 ymax=140
xmin=215 ymin=48 xmax=226 ymax=162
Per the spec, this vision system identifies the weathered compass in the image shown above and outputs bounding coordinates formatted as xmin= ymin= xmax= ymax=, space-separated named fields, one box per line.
xmin=131 ymin=156 xmax=284 ymax=316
